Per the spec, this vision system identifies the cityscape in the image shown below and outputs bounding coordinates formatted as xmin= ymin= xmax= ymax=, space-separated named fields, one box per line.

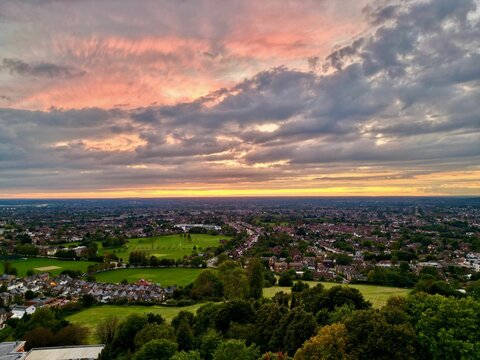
xmin=0 ymin=0 xmax=479 ymax=359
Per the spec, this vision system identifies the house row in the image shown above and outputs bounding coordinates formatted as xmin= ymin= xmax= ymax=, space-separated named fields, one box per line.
xmin=48 ymin=276 xmax=167 ymax=303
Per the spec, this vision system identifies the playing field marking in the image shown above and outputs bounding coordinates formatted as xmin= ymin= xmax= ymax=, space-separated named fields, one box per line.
xmin=34 ymin=266 xmax=61 ymax=271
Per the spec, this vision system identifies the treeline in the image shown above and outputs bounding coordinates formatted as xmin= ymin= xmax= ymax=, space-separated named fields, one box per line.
xmin=96 ymin=283 xmax=480 ymax=359
xmin=294 ymin=292 xmax=480 ymax=360
xmin=173 ymin=259 xmax=270 ymax=301
xmin=98 ymin=283 xmax=371 ymax=360
xmin=128 ymin=251 xmax=207 ymax=268
xmin=102 ymin=235 xmax=128 ymax=248
xmin=366 ymin=264 xmax=469 ymax=297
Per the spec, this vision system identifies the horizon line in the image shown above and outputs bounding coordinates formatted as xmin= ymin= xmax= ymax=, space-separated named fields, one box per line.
xmin=0 ymin=195 xmax=479 ymax=201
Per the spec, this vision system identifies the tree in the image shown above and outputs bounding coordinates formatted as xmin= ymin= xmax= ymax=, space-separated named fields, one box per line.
xmin=428 ymin=280 xmax=459 ymax=297
xmin=318 ymin=286 xmax=371 ymax=312
xmin=26 ymin=269 xmax=35 ymax=277
xmin=60 ymin=269 xmax=82 ymax=278
xmin=272 ymin=292 xmax=290 ymax=307
xmin=466 ymin=279 xmax=480 ymax=299
xmin=341 ymin=307 xmax=418 ymax=360
xmin=134 ymin=339 xmax=178 ymax=360
xmin=190 ymin=269 xmax=224 ymax=300
xmin=29 ymin=307 xmax=57 ymax=329
xmin=3 ymin=261 xmax=17 ymax=276
xmin=213 ymin=300 xmax=255 ymax=334
xmin=419 ymin=266 xmax=441 ymax=279
xmin=200 ymin=329 xmax=222 ymax=360
xmin=294 ymin=323 xmax=348 ymax=360
xmin=176 ymin=317 xmax=194 ymax=351
xmin=279 ymin=308 xmax=317 ymax=355
xmin=247 ymin=258 xmax=264 ymax=299
xmin=278 ymin=272 xmax=293 ymax=287
xmin=87 ymin=243 xmax=98 ymax=259
xmin=54 ymin=325 xmax=88 ymax=346
xmin=405 ymin=293 xmax=480 ymax=359
xmin=25 ymin=290 xmax=36 ymax=300
xmin=302 ymin=269 xmax=314 ymax=281
xmin=146 ymin=313 xmax=165 ymax=325
xmin=55 ymin=249 xmax=78 ymax=259
xmin=292 ymin=281 xmax=309 ymax=293
xmin=218 ymin=261 xmax=249 ymax=300
xmin=253 ymin=303 xmax=287 ymax=353
xmin=114 ymin=314 xmax=148 ymax=352
xmin=129 ymin=251 xmax=148 ymax=266
xmin=193 ymin=303 xmax=220 ymax=336
xmin=133 ymin=323 xmax=176 ymax=349
xmin=150 ymin=256 xmax=160 ymax=267
xmin=96 ymin=316 xmax=119 ymax=345
xmin=80 ymin=294 xmax=96 ymax=307
xmin=171 ymin=351 xmax=201 ymax=360
xmin=24 ymin=327 xmax=55 ymax=350
xmin=226 ymin=322 xmax=256 ymax=343
xmin=172 ymin=311 xmax=195 ymax=331
xmin=212 ymin=339 xmax=260 ymax=360
xmin=335 ymin=254 xmax=353 ymax=265
xmin=264 ymin=269 xmax=276 ymax=287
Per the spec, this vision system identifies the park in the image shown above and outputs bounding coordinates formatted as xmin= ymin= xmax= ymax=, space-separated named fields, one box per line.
xmin=1 ymin=257 xmax=95 ymax=277
xmin=95 ymin=267 xmax=202 ymax=287
xmin=97 ymin=233 xmax=229 ymax=260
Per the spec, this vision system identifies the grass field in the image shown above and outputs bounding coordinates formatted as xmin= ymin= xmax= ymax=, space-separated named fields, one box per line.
xmin=67 ymin=303 xmax=208 ymax=343
xmin=95 ymin=268 xmax=201 ymax=287
xmin=98 ymin=233 xmax=229 ymax=261
xmin=2 ymin=258 xmax=96 ymax=277
xmin=263 ymin=281 xmax=411 ymax=308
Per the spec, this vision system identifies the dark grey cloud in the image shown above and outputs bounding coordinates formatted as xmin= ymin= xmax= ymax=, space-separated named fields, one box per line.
xmin=1 ymin=58 xmax=85 ymax=78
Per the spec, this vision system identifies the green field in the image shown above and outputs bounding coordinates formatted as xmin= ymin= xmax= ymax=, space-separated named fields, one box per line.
xmin=2 ymin=258 xmax=96 ymax=277
xmin=95 ymin=268 xmax=201 ymax=287
xmin=263 ymin=281 xmax=411 ymax=308
xmin=67 ymin=303 xmax=208 ymax=343
xmin=99 ymin=233 xmax=229 ymax=261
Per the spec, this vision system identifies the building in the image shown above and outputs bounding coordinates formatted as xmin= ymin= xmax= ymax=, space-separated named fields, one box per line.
xmin=174 ymin=224 xmax=221 ymax=232
xmin=10 ymin=305 xmax=35 ymax=319
xmin=0 ymin=341 xmax=25 ymax=360
xmin=25 ymin=345 xmax=105 ymax=360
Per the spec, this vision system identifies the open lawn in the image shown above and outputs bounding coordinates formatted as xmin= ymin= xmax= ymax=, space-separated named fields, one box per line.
xmin=95 ymin=267 xmax=201 ymax=287
xmin=98 ymin=233 xmax=229 ymax=261
xmin=264 ymin=281 xmax=411 ymax=308
xmin=67 ymin=303 xmax=208 ymax=343
xmin=2 ymin=258 xmax=97 ymax=277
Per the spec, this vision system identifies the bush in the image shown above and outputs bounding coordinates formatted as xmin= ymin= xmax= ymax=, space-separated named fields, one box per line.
xmin=278 ymin=273 xmax=293 ymax=287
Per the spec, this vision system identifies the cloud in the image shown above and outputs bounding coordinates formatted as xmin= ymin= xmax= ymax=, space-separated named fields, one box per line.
xmin=0 ymin=0 xmax=368 ymax=110
xmin=1 ymin=58 xmax=85 ymax=78
xmin=0 ymin=0 xmax=479 ymax=196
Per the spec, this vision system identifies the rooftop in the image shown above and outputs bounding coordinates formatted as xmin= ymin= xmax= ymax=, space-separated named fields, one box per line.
xmin=25 ymin=345 xmax=104 ymax=360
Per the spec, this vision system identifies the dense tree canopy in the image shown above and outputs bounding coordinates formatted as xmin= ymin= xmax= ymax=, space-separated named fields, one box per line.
xmin=88 ymin=283 xmax=480 ymax=360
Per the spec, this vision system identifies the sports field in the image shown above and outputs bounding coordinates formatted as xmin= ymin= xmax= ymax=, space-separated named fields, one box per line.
xmin=2 ymin=258 xmax=96 ymax=277
xmin=263 ymin=281 xmax=411 ymax=308
xmin=66 ymin=303 xmax=208 ymax=343
xmin=94 ymin=267 xmax=201 ymax=287
xmin=98 ymin=233 xmax=229 ymax=261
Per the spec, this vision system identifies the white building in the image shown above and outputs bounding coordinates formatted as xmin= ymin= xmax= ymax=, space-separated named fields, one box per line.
xmin=11 ymin=305 xmax=36 ymax=319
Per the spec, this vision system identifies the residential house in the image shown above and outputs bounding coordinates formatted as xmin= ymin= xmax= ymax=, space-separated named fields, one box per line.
xmin=10 ymin=305 xmax=36 ymax=319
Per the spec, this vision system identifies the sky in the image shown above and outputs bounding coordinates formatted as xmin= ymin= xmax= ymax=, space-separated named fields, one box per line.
xmin=0 ymin=0 xmax=479 ymax=198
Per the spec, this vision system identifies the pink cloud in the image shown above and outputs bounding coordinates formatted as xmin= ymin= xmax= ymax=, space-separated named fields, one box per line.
xmin=1 ymin=0 xmax=367 ymax=111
